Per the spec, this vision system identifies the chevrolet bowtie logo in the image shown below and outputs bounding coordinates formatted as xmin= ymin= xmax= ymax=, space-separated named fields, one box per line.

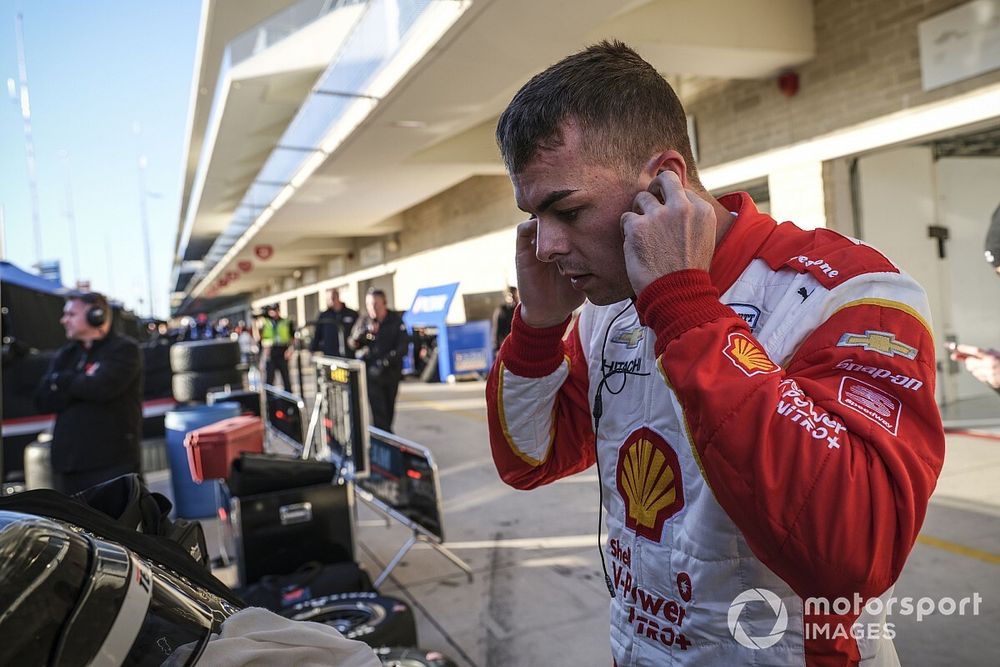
xmin=837 ymin=330 xmax=918 ymax=359
xmin=612 ymin=327 xmax=645 ymax=349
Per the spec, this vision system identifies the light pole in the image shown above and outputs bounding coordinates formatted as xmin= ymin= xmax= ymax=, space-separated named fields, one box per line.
xmin=13 ymin=13 xmax=43 ymax=265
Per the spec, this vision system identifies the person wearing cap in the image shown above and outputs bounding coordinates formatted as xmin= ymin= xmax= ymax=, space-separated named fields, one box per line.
xmin=256 ymin=303 xmax=295 ymax=391
xmin=35 ymin=292 xmax=143 ymax=494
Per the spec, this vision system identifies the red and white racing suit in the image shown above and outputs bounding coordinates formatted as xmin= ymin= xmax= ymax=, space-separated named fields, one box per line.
xmin=486 ymin=193 xmax=944 ymax=666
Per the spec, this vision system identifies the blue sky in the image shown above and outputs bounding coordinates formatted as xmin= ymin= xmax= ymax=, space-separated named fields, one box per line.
xmin=0 ymin=0 xmax=201 ymax=318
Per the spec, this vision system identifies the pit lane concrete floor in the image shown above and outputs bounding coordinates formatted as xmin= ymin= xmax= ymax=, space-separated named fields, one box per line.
xmin=184 ymin=378 xmax=1000 ymax=666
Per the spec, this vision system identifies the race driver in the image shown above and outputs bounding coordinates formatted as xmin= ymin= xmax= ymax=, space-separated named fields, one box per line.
xmin=486 ymin=41 xmax=944 ymax=666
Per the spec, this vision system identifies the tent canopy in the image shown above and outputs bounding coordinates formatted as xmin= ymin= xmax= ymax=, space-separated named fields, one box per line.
xmin=0 ymin=261 xmax=67 ymax=296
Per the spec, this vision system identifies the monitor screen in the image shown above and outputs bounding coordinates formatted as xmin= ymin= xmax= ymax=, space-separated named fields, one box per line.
xmin=359 ymin=427 xmax=444 ymax=542
xmin=313 ymin=356 xmax=370 ymax=478
xmin=264 ymin=385 xmax=305 ymax=444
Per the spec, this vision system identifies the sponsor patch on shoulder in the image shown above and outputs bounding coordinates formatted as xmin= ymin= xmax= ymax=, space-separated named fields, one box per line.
xmin=834 ymin=359 xmax=923 ymax=390
xmin=725 ymin=303 xmax=761 ymax=331
xmin=837 ymin=330 xmax=918 ymax=359
xmin=723 ymin=332 xmax=779 ymax=377
xmin=837 ymin=376 xmax=902 ymax=435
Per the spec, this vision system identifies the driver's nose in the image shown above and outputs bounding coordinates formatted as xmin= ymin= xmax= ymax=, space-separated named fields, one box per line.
xmin=535 ymin=219 xmax=569 ymax=263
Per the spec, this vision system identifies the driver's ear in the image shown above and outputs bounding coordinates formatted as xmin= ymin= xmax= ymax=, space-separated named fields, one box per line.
xmin=640 ymin=150 xmax=689 ymax=188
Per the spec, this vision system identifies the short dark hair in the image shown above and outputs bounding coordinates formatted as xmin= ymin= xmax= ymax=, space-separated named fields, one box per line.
xmin=68 ymin=291 xmax=110 ymax=312
xmin=366 ymin=288 xmax=387 ymax=300
xmin=496 ymin=40 xmax=698 ymax=185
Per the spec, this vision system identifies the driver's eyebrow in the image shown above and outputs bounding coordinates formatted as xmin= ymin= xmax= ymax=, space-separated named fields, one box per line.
xmin=520 ymin=189 xmax=579 ymax=215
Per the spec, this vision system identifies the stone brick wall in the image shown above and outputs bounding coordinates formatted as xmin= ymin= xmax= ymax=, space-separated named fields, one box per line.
xmin=686 ymin=0 xmax=1000 ymax=169
xmin=396 ymin=175 xmax=522 ymax=256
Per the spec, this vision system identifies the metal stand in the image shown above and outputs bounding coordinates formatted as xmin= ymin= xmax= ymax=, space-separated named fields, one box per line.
xmin=302 ymin=390 xmax=326 ymax=460
xmin=357 ymin=488 xmax=473 ymax=587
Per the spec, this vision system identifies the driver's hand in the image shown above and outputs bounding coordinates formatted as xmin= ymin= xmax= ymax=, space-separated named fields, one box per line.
xmin=515 ymin=218 xmax=583 ymax=328
xmin=620 ymin=170 xmax=717 ymax=297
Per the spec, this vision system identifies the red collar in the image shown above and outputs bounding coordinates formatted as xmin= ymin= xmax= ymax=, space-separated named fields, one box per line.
xmin=709 ymin=192 xmax=778 ymax=295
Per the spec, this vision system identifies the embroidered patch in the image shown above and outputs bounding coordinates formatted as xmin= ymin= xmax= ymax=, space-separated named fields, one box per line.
xmin=723 ymin=332 xmax=779 ymax=377
xmin=837 ymin=376 xmax=902 ymax=435
xmin=837 ymin=330 xmax=918 ymax=359
xmin=725 ymin=303 xmax=761 ymax=332
xmin=616 ymin=428 xmax=684 ymax=542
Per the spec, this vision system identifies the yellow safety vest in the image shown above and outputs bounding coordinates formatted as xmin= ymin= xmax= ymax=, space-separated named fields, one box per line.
xmin=260 ymin=318 xmax=293 ymax=345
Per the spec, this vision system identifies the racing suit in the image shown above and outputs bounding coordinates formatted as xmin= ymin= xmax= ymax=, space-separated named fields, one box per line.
xmin=486 ymin=193 xmax=944 ymax=666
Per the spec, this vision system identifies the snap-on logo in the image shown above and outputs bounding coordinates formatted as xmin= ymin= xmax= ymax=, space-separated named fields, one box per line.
xmin=616 ymin=428 xmax=684 ymax=543
xmin=835 ymin=359 xmax=923 ymax=390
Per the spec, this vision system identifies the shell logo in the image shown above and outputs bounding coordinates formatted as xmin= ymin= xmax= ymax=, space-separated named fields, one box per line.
xmin=615 ymin=428 xmax=684 ymax=542
xmin=723 ymin=332 xmax=779 ymax=377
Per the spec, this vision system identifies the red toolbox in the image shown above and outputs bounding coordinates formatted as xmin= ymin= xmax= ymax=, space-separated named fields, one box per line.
xmin=185 ymin=416 xmax=264 ymax=483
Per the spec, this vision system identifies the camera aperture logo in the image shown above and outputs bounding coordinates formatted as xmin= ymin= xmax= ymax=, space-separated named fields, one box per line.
xmin=727 ymin=588 xmax=788 ymax=649
xmin=729 ymin=589 xmax=984 ymax=649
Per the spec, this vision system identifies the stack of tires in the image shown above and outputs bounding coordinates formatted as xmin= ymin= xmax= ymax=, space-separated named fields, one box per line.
xmin=170 ymin=339 xmax=243 ymax=403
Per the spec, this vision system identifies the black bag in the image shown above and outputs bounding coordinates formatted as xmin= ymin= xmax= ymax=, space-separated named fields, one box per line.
xmin=237 ymin=560 xmax=375 ymax=611
xmin=227 ymin=452 xmax=336 ymax=496
xmin=73 ymin=473 xmax=210 ymax=567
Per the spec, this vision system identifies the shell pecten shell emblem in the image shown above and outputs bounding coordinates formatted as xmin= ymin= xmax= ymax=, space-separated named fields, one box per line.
xmin=723 ymin=332 xmax=779 ymax=377
xmin=615 ymin=428 xmax=684 ymax=542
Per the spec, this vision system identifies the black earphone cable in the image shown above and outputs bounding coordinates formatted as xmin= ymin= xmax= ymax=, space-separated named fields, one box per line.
xmin=592 ymin=298 xmax=648 ymax=598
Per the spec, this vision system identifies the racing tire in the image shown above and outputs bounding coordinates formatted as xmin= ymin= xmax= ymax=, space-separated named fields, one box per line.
xmin=373 ymin=647 xmax=458 ymax=667
xmin=283 ymin=592 xmax=417 ymax=648
xmin=170 ymin=339 xmax=240 ymax=373
xmin=171 ymin=368 xmax=243 ymax=403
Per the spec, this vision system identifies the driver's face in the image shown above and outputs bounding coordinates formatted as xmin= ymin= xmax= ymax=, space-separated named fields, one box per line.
xmin=512 ymin=121 xmax=641 ymax=305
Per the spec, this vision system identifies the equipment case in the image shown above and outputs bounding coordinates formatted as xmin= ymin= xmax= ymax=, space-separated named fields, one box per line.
xmin=184 ymin=415 xmax=264 ymax=482
xmin=224 ymin=477 xmax=355 ymax=587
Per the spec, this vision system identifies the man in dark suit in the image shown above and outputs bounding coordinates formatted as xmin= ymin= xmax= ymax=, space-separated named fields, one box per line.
xmin=35 ymin=292 xmax=142 ymax=494
xmin=349 ymin=289 xmax=409 ymax=432
xmin=310 ymin=288 xmax=358 ymax=358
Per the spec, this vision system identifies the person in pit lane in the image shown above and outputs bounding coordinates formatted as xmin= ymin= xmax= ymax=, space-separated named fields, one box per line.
xmin=486 ymin=41 xmax=944 ymax=666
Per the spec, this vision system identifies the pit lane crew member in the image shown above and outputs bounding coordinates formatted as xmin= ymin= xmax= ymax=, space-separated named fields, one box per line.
xmin=486 ymin=41 xmax=944 ymax=666
xmin=35 ymin=291 xmax=142 ymax=494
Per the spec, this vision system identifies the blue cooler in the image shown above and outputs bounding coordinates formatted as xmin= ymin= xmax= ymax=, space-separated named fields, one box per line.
xmin=165 ymin=402 xmax=240 ymax=518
